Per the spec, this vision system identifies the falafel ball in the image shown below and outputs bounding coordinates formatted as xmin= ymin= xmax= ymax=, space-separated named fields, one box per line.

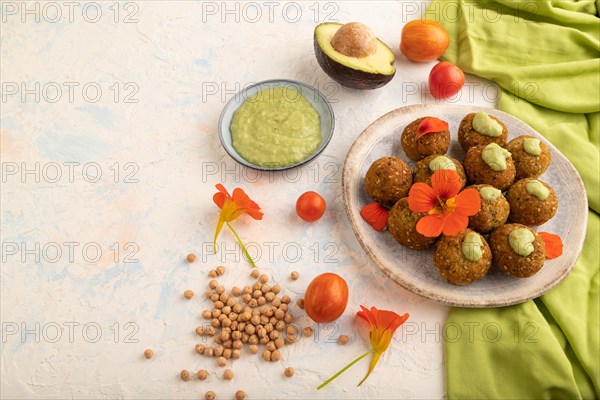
xmin=413 ymin=155 xmax=467 ymax=189
xmin=401 ymin=117 xmax=450 ymax=162
xmin=467 ymin=184 xmax=510 ymax=233
xmin=388 ymin=198 xmax=437 ymax=250
xmin=489 ymin=223 xmax=546 ymax=278
xmin=365 ymin=156 xmax=412 ymax=207
xmin=506 ymin=135 xmax=552 ymax=180
xmin=458 ymin=112 xmax=508 ymax=151
xmin=506 ymin=178 xmax=558 ymax=226
xmin=434 ymin=229 xmax=492 ymax=285
xmin=463 ymin=143 xmax=516 ymax=190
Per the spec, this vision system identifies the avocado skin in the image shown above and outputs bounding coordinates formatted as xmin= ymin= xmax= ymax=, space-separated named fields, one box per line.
xmin=313 ymin=34 xmax=395 ymax=90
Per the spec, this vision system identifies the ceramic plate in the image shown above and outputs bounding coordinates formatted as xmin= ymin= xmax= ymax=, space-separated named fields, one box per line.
xmin=342 ymin=104 xmax=587 ymax=308
xmin=218 ymin=79 xmax=335 ymax=171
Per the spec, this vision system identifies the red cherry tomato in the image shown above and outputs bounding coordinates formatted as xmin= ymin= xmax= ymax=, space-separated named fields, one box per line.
xmin=296 ymin=191 xmax=326 ymax=222
xmin=429 ymin=61 xmax=465 ymax=99
xmin=304 ymin=273 xmax=349 ymax=323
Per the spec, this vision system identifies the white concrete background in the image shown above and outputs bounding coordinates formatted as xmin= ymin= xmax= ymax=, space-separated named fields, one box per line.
xmin=1 ymin=1 xmax=497 ymax=399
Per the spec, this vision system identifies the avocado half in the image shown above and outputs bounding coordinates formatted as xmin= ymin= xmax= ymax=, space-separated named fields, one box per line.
xmin=314 ymin=23 xmax=396 ymax=90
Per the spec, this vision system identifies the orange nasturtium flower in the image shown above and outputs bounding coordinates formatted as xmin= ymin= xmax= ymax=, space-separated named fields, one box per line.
xmin=317 ymin=306 xmax=409 ymax=390
xmin=213 ymin=184 xmax=263 ymax=268
xmin=408 ymin=169 xmax=480 ymax=237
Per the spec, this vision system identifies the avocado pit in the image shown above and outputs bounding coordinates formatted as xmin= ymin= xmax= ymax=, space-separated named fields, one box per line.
xmin=331 ymin=22 xmax=377 ymax=58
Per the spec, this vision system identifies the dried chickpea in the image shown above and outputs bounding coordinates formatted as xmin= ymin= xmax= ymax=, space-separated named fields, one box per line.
xmin=262 ymin=350 xmax=271 ymax=361
xmin=281 ymin=295 xmax=291 ymax=304
xmin=251 ymin=269 xmax=260 ymax=278
xmin=275 ymin=337 xmax=285 ymax=349
xmin=241 ymin=333 xmax=249 ymax=343
xmin=221 ymin=306 xmax=231 ymax=315
xmin=264 ymin=322 xmax=273 ymax=333
xmin=250 ymin=315 xmax=260 ymax=325
xmin=259 ymin=336 xmax=269 ymax=345
xmin=260 ymin=315 xmax=269 ymax=325
xmin=243 ymin=286 xmax=252 ymax=295
xmin=269 ymin=330 xmax=280 ymax=341
xmin=206 ymin=326 xmax=216 ymax=335
xmin=279 ymin=304 xmax=289 ymax=313
xmin=223 ymin=349 xmax=232 ymax=359
xmin=249 ymin=344 xmax=259 ymax=354
xmin=233 ymin=304 xmax=243 ymax=313
xmin=232 ymin=331 xmax=242 ymax=341
xmin=223 ymin=369 xmax=234 ymax=380
xmin=212 ymin=309 xmax=221 ymax=318
xmin=186 ymin=253 xmax=196 ymax=263
xmin=231 ymin=286 xmax=242 ymax=297
xmin=248 ymin=299 xmax=258 ymax=308
xmin=252 ymin=289 xmax=262 ymax=299
xmin=284 ymin=367 xmax=294 ymax=377
xmin=265 ymin=292 xmax=275 ymax=302
xmin=257 ymin=297 xmax=266 ymax=306
xmin=211 ymin=319 xmax=220 ymax=328
xmin=290 ymin=271 xmax=299 ymax=280
xmin=275 ymin=321 xmax=285 ymax=331
xmin=229 ymin=312 xmax=238 ymax=321
xmin=265 ymin=341 xmax=276 ymax=352
xmin=231 ymin=322 xmax=238 ymax=331
xmin=271 ymin=349 xmax=281 ymax=361
xmin=204 ymin=347 xmax=214 ymax=357
xmin=202 ymin=310 xmax=212 ymax=319
xmin=269 ymin=316 xmax=278 ymax=325
xmin=223 ymin=339 xmax=233 ymax=348
xmin=245 ymin=325 xmax=256 ymax=335
xmin=339 ymin=335 xmax=349 ymax=345
xmin=248 ymin=335 xmax=258 ymax=345
xmin=241 ymin=294 xmax=252 ymax=303
xmin=286 ymin=325 xmax=297 ymax=336
xmin=227 ymin=298 xmax=236 ymax=307
xmin=302 ymin=327 xmax=313 ymax=337
xmin=205 ymin=391 xmax=216 ymax=400
xmin=195 ymin=344 xmax=206 ymax=354
xmin=214 ymin=335 xmax=223 ymax=345
xmin=196 ymin=326 xmax=205 ymax=335
xmin=271 ymin=284 xmax=281 ymax=294
xmin=274 ymin=309 xmax=285 ymax=320
xmin=215 ymin=345 xmax=224 ymax=357
xmin=214 ymin=301 xmax=224 ymax=309
xmin=235 ymin=390 xmax=246 ymax=400
xmin=271 ymin=297 xmax=281 ymax=307
xmin=257 ymin=327 xmax=267 ymax=338
xmin=143 ymin=349 xmax=154 ymax=359
xmin=231 ymin=349 xmax=241 ymax=359
xmin=252 ymin=282 xmax=262 ymax=291
xmin=197 ymin=369 xmax=208 ymax=380
xmin=217 ymin=356 xmax=227 ymax=367
xmin=259 ymin=274 xmax=269 ymax=284
xmin=284 ymin=314 xmax=293 ymax=324
xmin=205 ymin=290 xmax=213 ymax=299
xmin=286 ymin=335 xmax=297 ymax=344
xmin=296 ymin=298 xmax=305 ymax=309
xmin=180 ymin=369 xmax=190 ymax=381
xmin=261 ymin=283 xmax=271 ymax=293
xmin=183 ymin=290 xmax=195 ymax=299
xmin=216 ymin=286 xmax=225 ymax=295
xmin=238 ymin=322 xmax=247 ymax=332
xmin=209 ymin=270 xmax=218 ymax=278
xmin=209 ymin=280 xmax=218 ymax=289
xmin=216 ymin=265 xmax=226 ymax=275
xmin=222 ymin=319 xmax=232 ymax=328
xmin=233 ymin=340 xmax=243 ymax=350
xmin=218 ymin=314 xmax=227 ymax=322
xmin=219 ymin=293 xmax=229 ymax=303
xmin=210 ymin=293 xmax=220 ymax=302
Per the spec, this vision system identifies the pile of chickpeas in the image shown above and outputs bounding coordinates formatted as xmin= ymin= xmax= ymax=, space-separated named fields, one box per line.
xmin=197 ymin=267 xmax=297 ymax=364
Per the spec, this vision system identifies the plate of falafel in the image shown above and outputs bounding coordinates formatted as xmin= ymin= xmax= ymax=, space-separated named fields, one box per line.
xmin=342 ymin=104 xmax=587 ymax=307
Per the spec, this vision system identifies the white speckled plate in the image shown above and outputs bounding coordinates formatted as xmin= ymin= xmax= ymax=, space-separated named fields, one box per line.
xmin=342 ymin=104 xmax=588 ymax=308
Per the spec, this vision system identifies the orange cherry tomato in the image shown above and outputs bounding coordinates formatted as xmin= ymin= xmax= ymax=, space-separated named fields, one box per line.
xmin=304 ymin=273 xmax=349 ymax=323
xmin=400 ymin=20 xmax=449 ymax=62
xmin=429 ymin=61 xmax=465 ymax=99
xmin=296 ymin=191 xmax=326 ymax=222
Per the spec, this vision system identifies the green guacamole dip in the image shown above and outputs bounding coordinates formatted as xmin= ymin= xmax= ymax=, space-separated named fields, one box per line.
xmin=230 ymin=87 xmax=322 ymax=168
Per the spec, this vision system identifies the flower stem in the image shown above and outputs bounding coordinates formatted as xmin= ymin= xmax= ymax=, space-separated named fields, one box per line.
xmin=317 ymin=349 xmax=376 ymax=390
xmin=226 ymin=221 xmax=257 ymax=268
